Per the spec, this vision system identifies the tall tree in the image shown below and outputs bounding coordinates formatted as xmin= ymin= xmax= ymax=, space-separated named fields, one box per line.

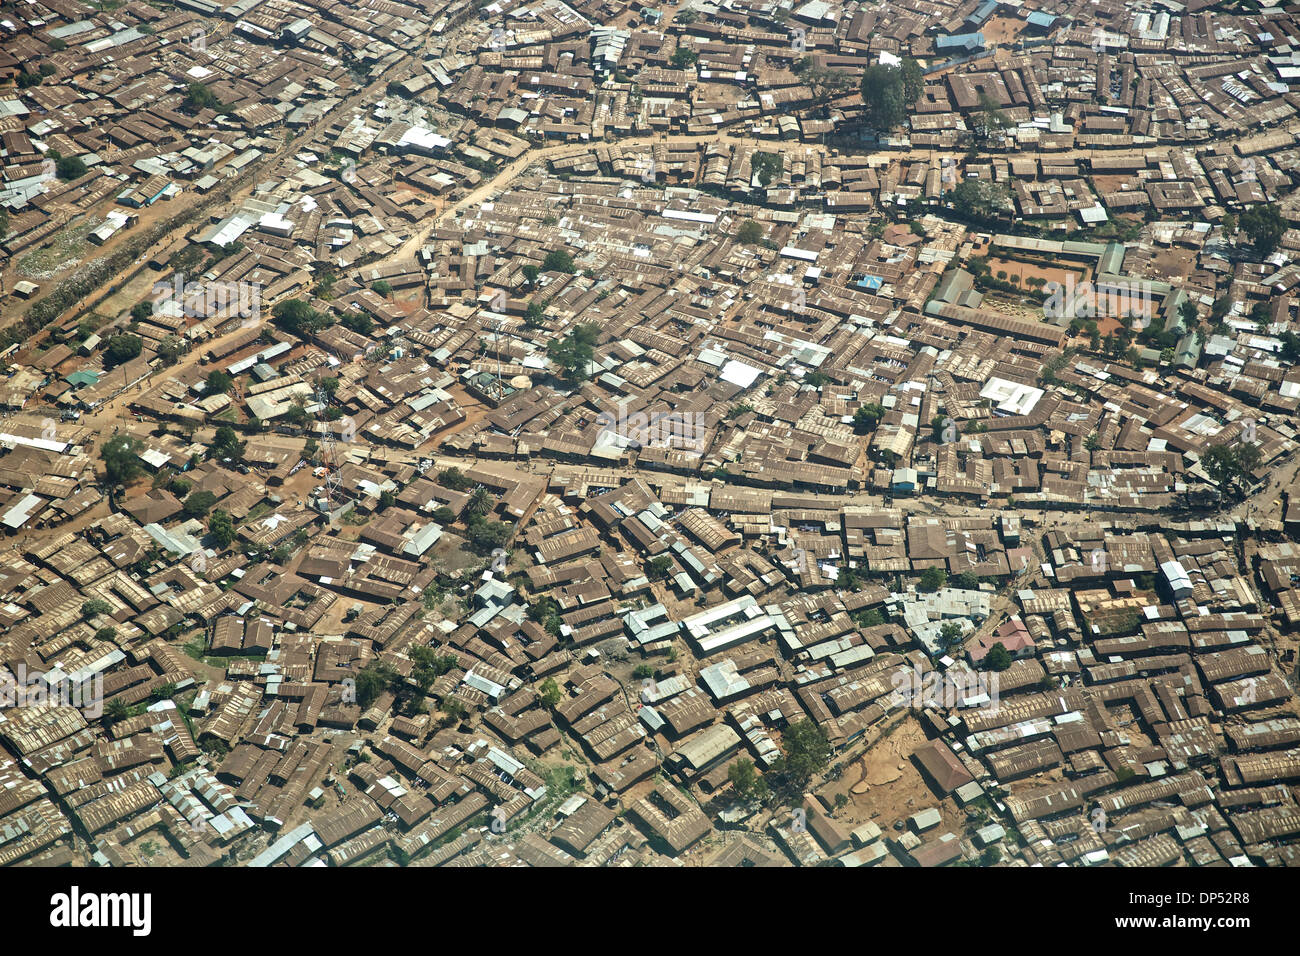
xmin=775 ymin=719 xmax=832 ymax=790
xmin=861 ymin=63 xmax=907 ymax=130
xmin=1239 ymin=203 xmax=1287 ymax=257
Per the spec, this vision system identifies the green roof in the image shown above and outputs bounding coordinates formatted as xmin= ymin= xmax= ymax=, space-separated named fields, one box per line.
xmin=66 ymin=370 xmax=101 ymax=387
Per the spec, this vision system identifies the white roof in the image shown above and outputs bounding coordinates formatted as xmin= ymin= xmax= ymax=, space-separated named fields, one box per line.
xmin=719 ymin=359 xmax=761 ymax=388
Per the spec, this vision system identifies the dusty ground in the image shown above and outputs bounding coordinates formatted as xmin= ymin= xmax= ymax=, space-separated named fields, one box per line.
xmin=984 ymin=256 xmax=1085 ymax=291
xmin=983 ymin=15 xmax=1027 ymax=51
xmin=821 ymin=717 xmax=963 ymax=836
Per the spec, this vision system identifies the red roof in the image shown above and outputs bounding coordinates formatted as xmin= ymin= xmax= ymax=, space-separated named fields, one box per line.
xmin=970 ymin=615 xmax=1034 ymax=662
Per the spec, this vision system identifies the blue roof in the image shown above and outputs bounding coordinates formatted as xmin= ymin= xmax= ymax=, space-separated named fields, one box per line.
xmin=936 ymin=32 xmax=985 ymax=51
xmin=1026 ymin=11 xmax=1057 ymax=27
xmin=857 ymin=275 xmax=883 ymax=291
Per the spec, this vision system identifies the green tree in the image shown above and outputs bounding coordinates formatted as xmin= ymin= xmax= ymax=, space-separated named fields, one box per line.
xmin=539 ymin=677 xmax=562 ymax=708
xmin=931 ymin=414 xmax=953 ymax=443
xmin=439 ymin=467 xmax=473 ymax=491
xmin=861 ymin=63 xmax=907 ymax=130
xmin=56 ymin=156 xmax=87 ymax=181
xmin=728 ymin=757 xmax=763 ymax=802
xmin=542 ymin=250 xmax=577 ymax=274
xmin=209 ymin=509 xmax=235 ymax=548
xmin=204 ymin=370 xmax=233 ymax=394
xmin=271 ymin=299 xmax=327 ymax=337
xmin=209 ymin=425 xmax=244 ymax=461
xmin=82 ymin=598 xmax=112 ymax=619
xmin=1280 ymin=330 xmax=1300 ymax=363
xmin=105 ymin=698 xmax=129 ymax=723
xmin=522 ymin=264 xmax=541 ymax=288
xmin=950 ymin=179 xmax=1010 ymax=223
xmin=851 ymin=403 xmax=884 ymax=433
xmin=131 ymin=301 xmax=153 ymax=323
xmin=355 ymin=661 xmax=397 ymax=709
xmin=973 ymin=92 xmax=1010 ymax=141
xmin=775 ymin=719 xmax=832 ymax=790
xmin=410 ymin=646 xmax=458 ymax=691
xmin=466 ymin=486 xmax=492 ymax=521
xmin=751 ymin=152 xmax=783 ymax=187
xmin=103 ymin=334 xmax=143 ymax=367
xmin=548 ymin=323 xmax=600 ymax=383
xmin=182 ymin=490 xmax=218 ymax=519
xmin=341 ymin=312 xmax=373 ymax=336
xmin=465 ymin=519 xmax=512 ymax=555
xmin=919 ymin=567 xmax=947 ymax=592
xmin=372 ymin=280 xmax=392 ymax=296
xmin=157 ymin=335 xmax=184 ymax=364
xmin=1239 ymin=203 xmax=1287 ymax=257
xmin=900 ymin=57 xmax=924 ymax=106
xmin=101 ymin=434 xmax=143 ymax=485
xmin=439 ymin=696 xmax=465 ymax=724
xmin=670 ymin=47 xmax=698 ymax=68
xmin=646 ymin=555 xmax=673 ymax=580
xmin=184 ymin=81 xmax=221 ymax=112
xmin=1203 ymin=443 xmax=1237 ymax=488
xmin=736 ymin=220 xmax=764 ymax=244
xmin=984 ymin=642 xmax=1012 ymax=671
xmin=856 ymin=608 xmax=884 ymax=627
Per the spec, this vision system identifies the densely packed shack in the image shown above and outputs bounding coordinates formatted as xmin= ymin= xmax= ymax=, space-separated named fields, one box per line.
xmin=0 ymin=0 xmax=1299 ymax=867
